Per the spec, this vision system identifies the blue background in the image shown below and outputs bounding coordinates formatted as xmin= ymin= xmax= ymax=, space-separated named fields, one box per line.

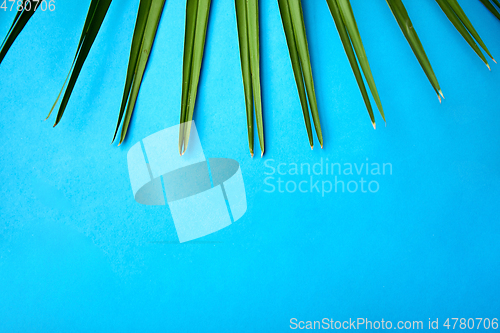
xmin=1 ymin=0 xmax=499 ymax=331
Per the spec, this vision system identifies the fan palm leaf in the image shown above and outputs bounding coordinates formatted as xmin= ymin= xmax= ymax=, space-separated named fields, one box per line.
xmin=1 ymin=0 xmax=498 ymax=152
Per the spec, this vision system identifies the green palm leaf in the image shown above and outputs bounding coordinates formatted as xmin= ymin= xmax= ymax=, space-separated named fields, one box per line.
xmin=179 ymin=0 xmax=212 ymax=155
xmin=279 ymin=0 xmax=323 ymax=149
xmin=480 ymin=0 xmax=500 ymax=21
xmin=0 ymin=1 xmax=39 ymax=64
xmin=386 ymin=0 xmax=443 ymax=101
xmin=235 ymin=0 xmax=264 ymax=157
xmin=47 ymin=0 xmax=113 ymax=126
xmin=114 ymin=0 xmax=166 ymax=145
xmin=436 ymin=0 xmax=494 ymax=69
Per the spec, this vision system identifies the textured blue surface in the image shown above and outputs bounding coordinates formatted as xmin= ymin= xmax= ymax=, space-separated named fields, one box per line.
xmin=1 ymin=0 xmax=499 ymax=331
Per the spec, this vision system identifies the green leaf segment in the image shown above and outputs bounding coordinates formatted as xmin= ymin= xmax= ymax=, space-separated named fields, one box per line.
xmin=0 ymin=1 xmax=38 ymax=64
xmin=179 ymin=0 xmax=212 ymax=156
xmin=480 ymin=0 xmax=500 ymax=21
xmin=326 ymin=0 xmax=385 ymax=129
xmin=114 ymin=0 xmax=166 ymax=145
xmin=278 ymin=0 xmax=323 ymax=149
xmin=386 ymin=0 xmax=443 ymax=101
xmin=47 ymin=0 xmax=113 ymax=126
xmin=436 ymin=0 xmax=496 ymax=69
xmin=235 ymin=0 xmax=264 ymax=157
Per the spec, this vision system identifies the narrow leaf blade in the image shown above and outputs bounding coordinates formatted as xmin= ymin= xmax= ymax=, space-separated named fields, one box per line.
xmin=387 ymin=0 xmax=443 ymax=99
xmin=435 ymin=0 xmax=490 ymax=68
xmin=118 ymin=0 xmax=166 ymax=145
xmin=235 ymin=0 xmax=255 ymax=156
xmin=446 ymin=0 xmax=495 ymax=61
xmin=245 ymin=0 xmax=264 ymax=156
xmin=278 ymin=0 xmax=313 ymax=148
xmin=52 ymin=0 xmax=113 ymax=126
xmin=180 ymin=0 xmax=212 ymax=154
xmin=179 ymin=0 xmax=200 ymax=153
xmin=480 ymin=0 xmax=500 ymax=21
xmin=113 ymin=0 xmax=155 ymax=142
xmin=288 ymin=0 xmax=323 ymax=147
xmin=0 ymin=2 xmax=38 ymax=64
xmin=326 ymin=0 xmax=375 ymax=126
xmin=337 ymin=0 xmax=385 ymax=122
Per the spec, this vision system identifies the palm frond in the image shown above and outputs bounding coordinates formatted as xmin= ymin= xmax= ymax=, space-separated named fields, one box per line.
xmin=114 ymin=0 xmax=166 ymax=145
xmin=3 ymin=0 xmax=498 ymax=153
xmin=47 ymin=0 xmax=113 ymax=126
xmin=326 ymin=0 xmax=384 ymax=128
xmin=436 ymin=0 xmax=495 ymax=69
xmin=179 ymin=0 xmax=212 ymax=155
xmin=0 ymin=1 xmax=39 ymax=64
xmin=386 ymin=0 xmax=443 ymax=101
xmin=235 ymin=0 xmax=264 ymax=157
xmin=278 ymin=0 xmax=323 ymax=149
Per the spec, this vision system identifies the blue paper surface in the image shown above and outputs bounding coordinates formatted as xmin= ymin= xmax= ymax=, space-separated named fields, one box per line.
xmin=1 ymin=0 xmax=499 ymax=331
